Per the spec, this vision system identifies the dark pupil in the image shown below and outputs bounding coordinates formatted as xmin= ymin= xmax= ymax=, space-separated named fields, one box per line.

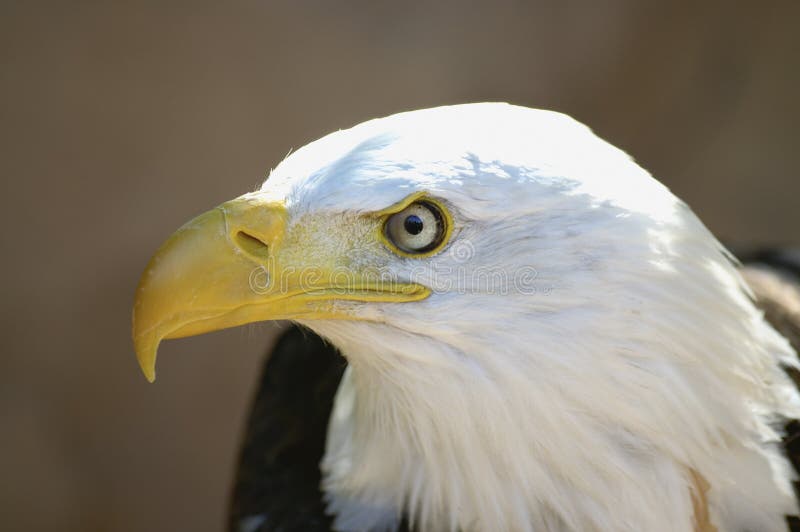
xmin=404 ymin=214 xmax=424 ymax=235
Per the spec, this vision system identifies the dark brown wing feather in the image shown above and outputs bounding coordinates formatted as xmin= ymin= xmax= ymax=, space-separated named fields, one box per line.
xmin=227 ymin=326 xmax=345 ymax=532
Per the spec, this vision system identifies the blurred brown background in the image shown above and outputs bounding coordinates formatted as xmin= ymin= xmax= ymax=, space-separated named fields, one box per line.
xmin=1 ymin=1 xmax=798 ymax=531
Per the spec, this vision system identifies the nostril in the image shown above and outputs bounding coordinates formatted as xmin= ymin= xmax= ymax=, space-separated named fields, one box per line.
xmin=235 ymin=231 xmax=270 ymax=260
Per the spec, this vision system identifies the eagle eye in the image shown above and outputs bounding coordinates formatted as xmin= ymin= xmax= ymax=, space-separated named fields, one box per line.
xmin=384 ymin=200 xmax=447 ymax=255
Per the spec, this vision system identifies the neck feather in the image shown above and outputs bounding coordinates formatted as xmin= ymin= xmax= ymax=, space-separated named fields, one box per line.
xmin=309 ymin=322 xmax=703 ymax=532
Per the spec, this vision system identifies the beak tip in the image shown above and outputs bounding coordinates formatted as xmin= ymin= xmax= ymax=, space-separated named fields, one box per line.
xmin=133 ymin=335 xmax=159 ymax=383
xmin=142 ymin=365 xmax=157 ymax=383
xmin=136 ymin=354 xmax=157 ymax=383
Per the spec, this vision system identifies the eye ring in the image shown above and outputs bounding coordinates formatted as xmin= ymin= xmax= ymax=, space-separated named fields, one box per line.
xmin=383 ymin=199 xmax=449 ymax=256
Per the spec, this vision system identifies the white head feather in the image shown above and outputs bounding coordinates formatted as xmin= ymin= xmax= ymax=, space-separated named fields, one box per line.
xmin=259 ymin=103 xmax=800 ymax=532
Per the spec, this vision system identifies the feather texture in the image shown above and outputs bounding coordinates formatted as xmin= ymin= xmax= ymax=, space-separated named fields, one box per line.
xmin=228 ymin=104 xmax=800 ymax=531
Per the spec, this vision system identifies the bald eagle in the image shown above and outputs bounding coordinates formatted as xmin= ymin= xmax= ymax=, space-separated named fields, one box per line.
xmin=133 ymin=104 xmax=800 ymax=532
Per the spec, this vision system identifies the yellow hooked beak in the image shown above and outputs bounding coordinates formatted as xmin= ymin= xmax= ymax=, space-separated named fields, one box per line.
xmin=132 ymin=193 xmax=429 ymax=382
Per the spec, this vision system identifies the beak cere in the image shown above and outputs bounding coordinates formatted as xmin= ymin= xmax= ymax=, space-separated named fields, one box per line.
xmin=132 ymin=193 xmax=429 ymax=382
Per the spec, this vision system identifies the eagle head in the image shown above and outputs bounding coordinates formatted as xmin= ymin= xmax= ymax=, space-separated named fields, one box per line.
xmin=133 ymin=103 xmax=799 ymax=532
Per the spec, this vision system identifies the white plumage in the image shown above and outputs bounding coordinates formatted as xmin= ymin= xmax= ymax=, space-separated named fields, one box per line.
xmin=256 ymin=103 xmax=799 ymax=531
